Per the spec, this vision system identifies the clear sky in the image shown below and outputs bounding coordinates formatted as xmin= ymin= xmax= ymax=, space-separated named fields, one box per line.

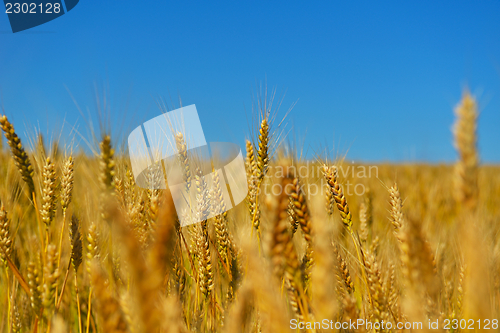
xmin=1 ymin=1 xmax=499 ymax=162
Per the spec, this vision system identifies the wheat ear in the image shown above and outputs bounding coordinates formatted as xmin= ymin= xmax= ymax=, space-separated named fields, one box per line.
xmin=99 ymin=135 xmax=115 ymax=192
xmin=270 ymin=167 xmax=310 ymax=321
xmin=322 ymin=165 xmax=352 ymax=228
xmin=290 ymin=176 xmax=312 ymax=243
xmin=245 ymin=139 xmax=256 ymax=181
xmin=60 ymin=156 xmax=74 ymax=213
xmin=0 ymin=203 xmax=13 ymax=332
xmin=0 ymin=115 xmax=35 ymax=195
xmin=56 ymin=156 xmax=74 ymax=274
xmin=40 ymin=157 xmax=57 ymax=227
xmin=212 ymin=170 xmax=230 ymax=268
xmin=42 ymin=243 xmax=60 ymax=319
xmin=0 ymin=203 xmax=13 ymax=266
xmin=453 ymin=91 xmax=479 ymax=210
xmin=323 ymin=164 xmax=373 ymax=306
xmin=364 ymin=249 xmax=390 ymax=327
xmin=256 ymin=118 xmax=269 ymax=183
xmin=246 ymin=140 xmax=261 ymax=233
xmin=90 ymin=264 xmax=129 ymax=333
xmin=359 ymin=202 xmax=369 ymax=243
xmin=175 ymin=132 xmax=192 ymax=193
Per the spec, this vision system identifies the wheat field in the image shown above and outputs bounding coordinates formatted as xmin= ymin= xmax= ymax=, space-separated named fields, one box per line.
xmin=0 ymin=91 xmax=499 ymax=333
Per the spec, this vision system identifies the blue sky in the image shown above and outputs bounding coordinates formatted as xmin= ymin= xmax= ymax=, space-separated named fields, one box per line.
xmin=0 ymin=1 xmax=499 ymax=162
